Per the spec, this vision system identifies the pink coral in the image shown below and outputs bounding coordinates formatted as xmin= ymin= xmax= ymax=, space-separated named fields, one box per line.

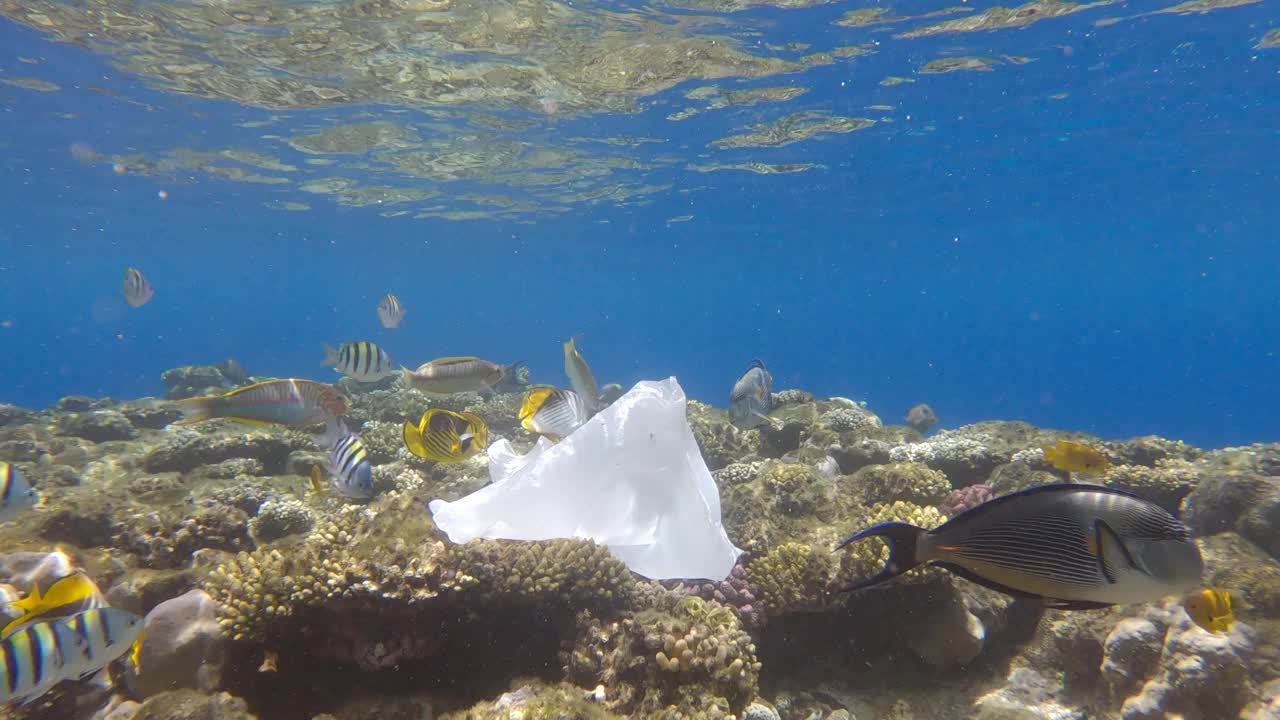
xmin=939 ymin=484 xmax=994 ymax=516
xmin=666 ymin=563 xmax=767 ymax=628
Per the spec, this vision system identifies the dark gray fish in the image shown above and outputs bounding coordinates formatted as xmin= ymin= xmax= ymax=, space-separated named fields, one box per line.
xmin=837 ymin=483 xmax=1203 ymax=609
xmin=728 ymin=359 xmax=774 ymax=430
xmin=215 ymin=358 xmax=248 ymax=385
xmin=122 ymin=267 xmax=153 ymax=308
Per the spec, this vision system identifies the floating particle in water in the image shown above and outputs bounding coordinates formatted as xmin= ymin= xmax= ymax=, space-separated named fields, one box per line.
xmin=158 ymin=190 xmax=169 ymax=200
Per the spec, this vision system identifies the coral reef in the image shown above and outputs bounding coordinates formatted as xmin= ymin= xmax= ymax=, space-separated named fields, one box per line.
xmin=939 ymin=482 xmax=994 ymax=515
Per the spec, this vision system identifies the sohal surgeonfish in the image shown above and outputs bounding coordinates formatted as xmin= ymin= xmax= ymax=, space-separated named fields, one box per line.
xmin=402 ymin=409 xmax=488 ymax=463
xmin=377 ymin=293 xmax=405 ymax=329
xmin=400 ymin=357 xmax=519 ymax=396
xmin=322 ymin=341 xmax=395 ymax=383
xmin=728 ymin=359 xmax=774 ymax=430
xmin=837 ymin=483 xmax=1203 ymax=609
xmin=519 ymin=386 xmax=590 ymax=441
xmin=175 ymin=379 xmax=349 ymax=427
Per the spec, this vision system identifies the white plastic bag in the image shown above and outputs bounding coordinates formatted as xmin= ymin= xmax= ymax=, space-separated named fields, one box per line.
xmin=428 ymin=378 xmax=742 ymax=581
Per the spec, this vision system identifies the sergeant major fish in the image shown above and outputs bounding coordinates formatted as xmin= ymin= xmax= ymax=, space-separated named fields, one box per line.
xmin=56 ymin=607 xmax=144 ymax=687
xmin=377 ymin=293 xmax=405 ymax=329
xmin=837 ymin=483 xmax=1203 ymax=609
xmin=311 ymin=419 xmax=374 ymax=499
xmin=122 ymin=267 xmax=153 ymax=308
xmin=322 ymin=341 xmax=395 ymax=383
xmin=728 ymin=359 xmax=775 ymax=430
xmin=175 ymin=379 xmax=349 ymax=427
xmin=0 ymin=616 xmax=85 ymax=705
xmin=0 ymin=463 xmax=39 ymax=523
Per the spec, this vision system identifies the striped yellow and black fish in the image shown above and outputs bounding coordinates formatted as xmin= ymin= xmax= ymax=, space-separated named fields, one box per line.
xmin=402 ymin=409 xmax=488 ymax=464
xmin=2 ymin=572 xmax=105 ymax=638
xmin=56 ymin=607 xmax=143 ymax=684
xmin=1184 ymin=588 xmax=1233 ymax=633
xmin=0 ymin=463 xmax=39 ymax=523
xmin=122 ymin=267 xmax=153 ymax=308
xmin=400 ymin=357 xmax=518 ymax=396
xmin=377 ymin=293 xmax=405 ymax=329
xmin=322 ymin=341 xmax=395 ymax=382
xmin=312 ymin=419 xmax=373 ymax=499
xmin=837 ymin=483 xmax=1203 ymax=609
xmin=175 ymin=379 xmax=350 ymax=427
xmin=519 ymin=386 xmax=590 ymax=441
xmin=0 ymin=617 xmax=83 ymax=705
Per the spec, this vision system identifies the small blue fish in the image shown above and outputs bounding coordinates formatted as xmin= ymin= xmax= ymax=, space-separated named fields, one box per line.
xmin=313 ymin=419 xmax=373 ymax=499
xmin=728 ymin=359 xmax=774 ymax=430
xmin=0 ymin=463 xmax=39 ymax=523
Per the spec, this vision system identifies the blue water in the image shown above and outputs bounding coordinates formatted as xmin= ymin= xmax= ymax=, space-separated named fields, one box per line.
xmin=1 ymin=4 xmax=1278 ymax=448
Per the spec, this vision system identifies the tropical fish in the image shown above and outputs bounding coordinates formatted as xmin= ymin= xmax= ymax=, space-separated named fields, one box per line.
xmin=0 ymin=464 xmax=39 ymax=523
xmin=402 ymin=409 xmax=488 ymax=463
xmin=1043 ymin=440 xmax=1111 ymax=474
xmin=519 ymin=386 xmax=590 ymax=441
xmin=400 ymin=357 xmax=516 ymax=396
xmin=728 ymin=359 xmax=774 ymax=430
xmin=563 ymin=337 xmax=599 ymax=410
xmin=837 ymin=483 xmax=1203 ymax=609
xmin=322 ymin=341 xmax=395 ymax=382
xmin=0 ymin=618 xmax=85 ymax=705
xmin=174 ymin=379 xmax=349 ymax=427
xmin=215 ymin=357 xmax=249 ymax=385
xmin=2 ymin=571 xmax=105 ymax=638
xmin=905 ymin=403 xmax=937 ymax=433
xmin=377 ymin=293 xmax=404 ymax=329
xmin=1183 ymin=588 xmax=1233 ymax=633
xmin=311 ymin=419 xmax=373 ymax=499
xmin=122 ymin=267 xmax=153 ymax=308
xmin=56 ymin=608 xmax=144 ymax=685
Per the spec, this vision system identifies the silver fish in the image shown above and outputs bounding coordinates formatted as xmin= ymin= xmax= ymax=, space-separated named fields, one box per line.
xmin=728 ymin=359 xmax=774 ymax=430
xmin=0 ymin=463 xmax=39 ymax=522
xmin=563 ymin=337 xmax=599 ymax=411
xmin=837 ymin=483 xmax=1203 ymax=609
xmin=122 ymin=267 xmax=153 ymax=308
xmin=322 ymin=342 xmax=395 ymax=382
xmin=377 ymin=293 xmax=405 ymax=329
xmin=57 ymin=607 xmax=142 ymax=683
xmin=314 ymin=419 xmax=373 ymax=499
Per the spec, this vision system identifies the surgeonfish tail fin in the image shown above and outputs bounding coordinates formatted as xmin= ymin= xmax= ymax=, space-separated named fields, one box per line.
xmin=835 ymin=521 xmax=926 ymax=592
xmin=321 ymin=343 xmax=340 ymax=368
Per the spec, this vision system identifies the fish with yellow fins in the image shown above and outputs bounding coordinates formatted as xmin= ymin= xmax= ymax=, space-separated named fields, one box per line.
xmin=520 ymin=386 xmax=591 ymax=441
xmin=1183 ymin=588 xmax=1233 ymax=633
xmin=1042 ymin=440 xmax=1111 ymax=475
xmin=401 ymin=357 xmax=520 ymax=396
xmin=2 ymin=571 xmax=106 ymax=637
xmin=403 ymin=409 xmax=488 ymax=463
xmin=175 ymin=379 xmax=349 ymax=427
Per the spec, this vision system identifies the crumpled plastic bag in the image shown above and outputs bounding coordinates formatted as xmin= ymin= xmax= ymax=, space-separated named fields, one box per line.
xmin=428 ymin=377 xmax=742 ymax=581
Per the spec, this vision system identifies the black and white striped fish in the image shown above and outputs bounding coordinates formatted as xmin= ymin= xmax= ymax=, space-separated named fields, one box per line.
xmin=837 ymin=483 xmax=1204 ymax=609
xmin=377 ymin=293 xmax=405 ymax=329
xmin=0 ymin=463 xmax=39 ymax=523
xmin=322 ymin=341 xmax=395 ymax=382
xmin=122 ymin=267 xmax=153 ymax=308
xmin=0 ymin=617 xmax=85 ymax=705
xmin=56 ymin=607 xmax=142 ymax=685
xmin=312 ymin=419 xmax=373 ymax=499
